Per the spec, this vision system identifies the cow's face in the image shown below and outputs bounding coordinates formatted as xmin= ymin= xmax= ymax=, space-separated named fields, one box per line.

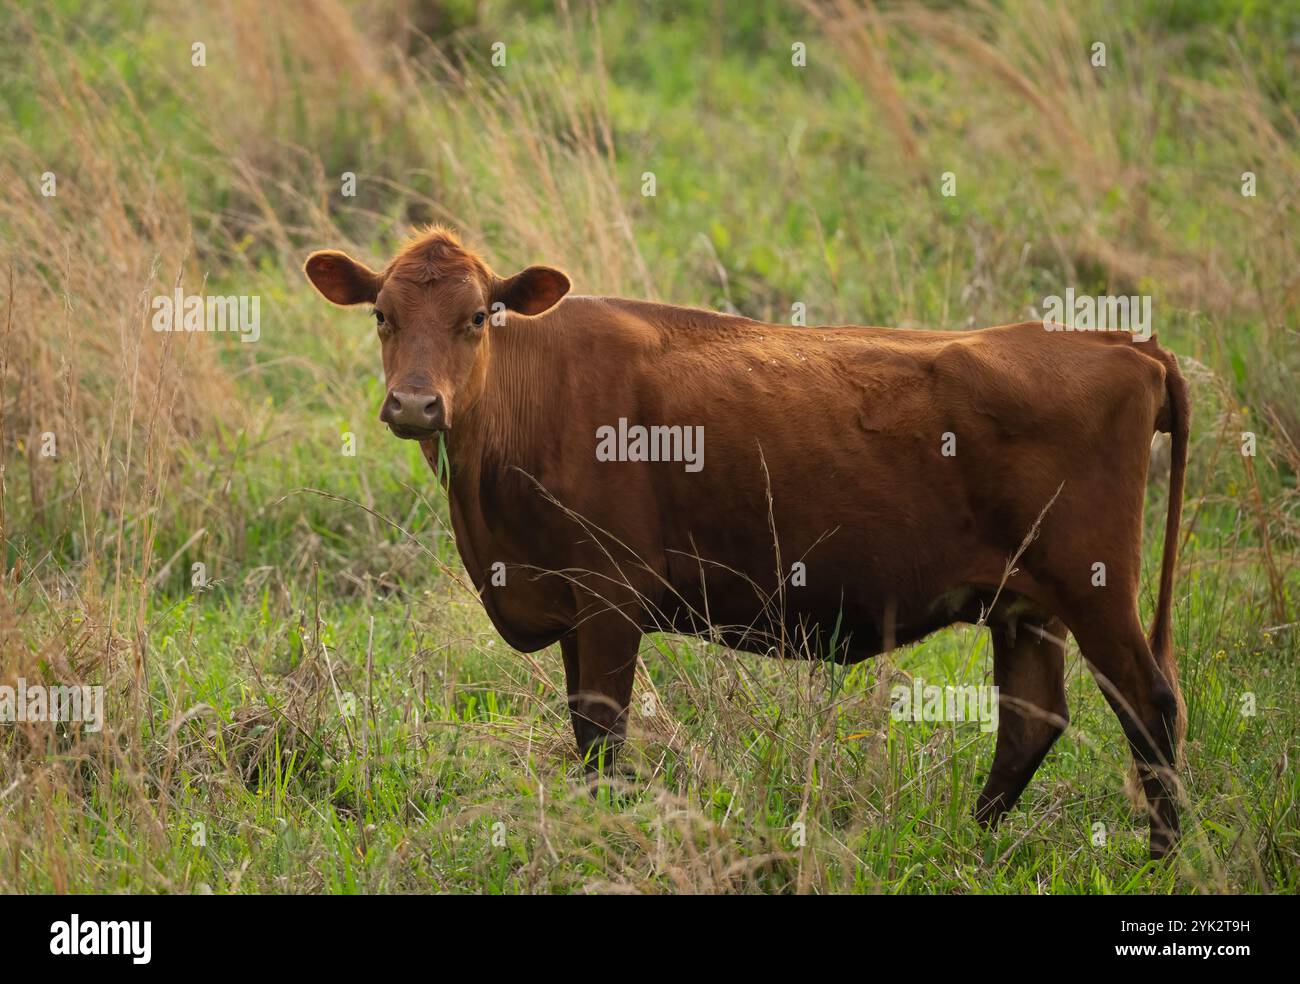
xmin=304 ymin=230 xmax=568 ymax=439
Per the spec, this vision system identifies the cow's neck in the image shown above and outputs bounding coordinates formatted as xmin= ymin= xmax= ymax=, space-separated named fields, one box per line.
xmin=438 ymin=310 xmax=569 ymax=626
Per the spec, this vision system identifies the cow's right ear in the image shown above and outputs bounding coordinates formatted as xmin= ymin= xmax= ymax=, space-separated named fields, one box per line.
xmin=304 ymin=250 xmax=381 ymax=306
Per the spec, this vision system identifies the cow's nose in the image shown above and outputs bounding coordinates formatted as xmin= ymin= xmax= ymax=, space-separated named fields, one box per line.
xmin=380 ymin=389 xmax=445 ymax=433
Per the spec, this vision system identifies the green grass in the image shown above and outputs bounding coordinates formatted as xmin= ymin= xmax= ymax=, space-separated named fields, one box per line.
xmin=1 ymin=0 xmax=1297 ymax=893
xmin=10 ymin=536 xmax=1295 ymax=893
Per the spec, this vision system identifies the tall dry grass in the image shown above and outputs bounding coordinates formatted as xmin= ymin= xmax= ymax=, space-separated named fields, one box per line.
xmin=807 ymin=0 xmax=1299 ymax=319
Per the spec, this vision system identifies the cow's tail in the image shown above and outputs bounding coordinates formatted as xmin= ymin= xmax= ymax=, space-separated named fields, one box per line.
xmin=1149 ymin=341 xmax=1189 ymax=755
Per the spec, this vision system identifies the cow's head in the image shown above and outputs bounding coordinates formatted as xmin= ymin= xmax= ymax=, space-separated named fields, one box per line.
xmin=304 ymin=227 xmax=569 ymax=439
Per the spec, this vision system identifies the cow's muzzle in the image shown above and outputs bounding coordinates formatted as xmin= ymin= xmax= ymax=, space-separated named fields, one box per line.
xmin=380 ymin=389 xmax=448 ymax=438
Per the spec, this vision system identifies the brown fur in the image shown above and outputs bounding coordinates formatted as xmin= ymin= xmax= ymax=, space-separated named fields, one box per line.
xmin=305 ymin=229 xmax=1189 ymax=859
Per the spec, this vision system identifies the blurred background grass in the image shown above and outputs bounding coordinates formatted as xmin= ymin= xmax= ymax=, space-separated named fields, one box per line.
xmin=0 ymin=0 xmax=1296 ymax=893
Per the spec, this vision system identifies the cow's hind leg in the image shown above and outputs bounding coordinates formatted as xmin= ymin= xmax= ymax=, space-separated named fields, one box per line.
xmin=975 ymin=616 xmax=1069 ymax=829
xmin=1070 ymin=610 xmax=1181 ymax=859
xmin=559 ymin=610 xmax=640 ymax=777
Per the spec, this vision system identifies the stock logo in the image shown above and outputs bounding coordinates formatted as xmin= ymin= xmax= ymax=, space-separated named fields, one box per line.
xmin=151 ymin=288 xmax=261 ymax=342
xmin=1041 ymin=289 xmax=1152 ymax=341
xmin=0 ymin=678 xmax=104 ymax=733
xmin=890 ymin=679 xmax=999 ymax=733
xmin=49 ymin=914 xmax=151 ymax=964
xmin=595 ymin=418 xmax=705 ymax=473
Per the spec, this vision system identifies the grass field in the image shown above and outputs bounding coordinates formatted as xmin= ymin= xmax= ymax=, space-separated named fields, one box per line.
xmin=1 ymin=0 xmax=1297 ymax=893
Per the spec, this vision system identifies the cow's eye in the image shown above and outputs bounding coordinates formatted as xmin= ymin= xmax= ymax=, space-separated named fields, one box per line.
xmin=471 ymin=311 xmax=486 ymax=328
xmin=373 ymin=309 xmax=385 ymax=325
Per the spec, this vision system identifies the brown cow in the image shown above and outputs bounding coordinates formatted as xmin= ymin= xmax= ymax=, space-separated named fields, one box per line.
xmin=304 ymin=227 xmax=1189 ymax=859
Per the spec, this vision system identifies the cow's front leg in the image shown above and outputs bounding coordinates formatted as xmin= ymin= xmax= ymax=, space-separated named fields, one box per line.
xmin=975 ymin=617 xmax=1069 ymax=828
xmin=559 ymin=611 xmax=640 ymax=775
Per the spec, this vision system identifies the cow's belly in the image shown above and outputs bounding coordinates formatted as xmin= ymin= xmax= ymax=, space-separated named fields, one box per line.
xmin=651 ymin=525 xmax=996 ymax=661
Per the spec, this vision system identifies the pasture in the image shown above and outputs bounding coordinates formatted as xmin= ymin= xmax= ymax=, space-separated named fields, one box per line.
xmin=1 ymin=0 xmax=1297 ymax=894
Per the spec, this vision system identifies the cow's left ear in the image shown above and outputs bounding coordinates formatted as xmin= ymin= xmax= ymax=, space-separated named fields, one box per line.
xmin=494 ymin=265 xmax=570 ymax=316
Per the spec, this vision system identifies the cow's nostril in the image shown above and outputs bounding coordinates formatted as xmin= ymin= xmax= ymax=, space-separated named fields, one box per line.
xmin=382 ymin=389 xmax=444 ymax=432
